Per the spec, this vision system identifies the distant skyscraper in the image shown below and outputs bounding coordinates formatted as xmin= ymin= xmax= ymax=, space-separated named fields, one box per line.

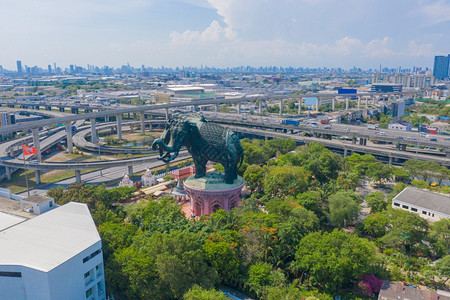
xmin=48 ymin=65 xmax=52 ymax=74
xmin=16 ymin=60 xmax=22 ymax=74
xmin=433 ymin=55 xmax=449 ymax=80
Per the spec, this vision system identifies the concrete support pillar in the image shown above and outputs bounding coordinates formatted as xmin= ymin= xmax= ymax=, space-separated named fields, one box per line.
xmin=165 ymin=107 xmax=169 ymax=119
xmin=105 ymin=115 xmax=109 ymax=122
xmin=59 ymin=107 xmax=64 ymax=112
xmin=116 ymin=114 xmax=122 ymax=140
xmin=316 ymin=97 xmax=320 ymax=111
xmin=237 ymin=102 xmax=241 ymax=114
xmin=133 ymin=113 xmax=137 ymax=120
xmin=332 ymin=97 xmax=335 ymax=111
xmin=345 ymin=97 xmax=349 ymax=110
xmin=75 ymin=170 xmax=82 ymax=183
xmin=365 ymin=97 xmax=368 ymax=107
xmin=373 ymin=97 xmax=376 ymax=105
xmin=215 ymin=104 xmax=219 ymax=112
xmin=298 ymin=98 xmax=302 ymax=114
xmin=140 ymin=112 xmax=145 ymax=135
xmin=352 ymin=137 xmax=357 ymax=144
xmin=5 ymin=166 xmax=11 ymax=180
xmin=357 ymin=96 xmax=361 ymax=108
xmin=259 ymin=101 xmax=262 ymax=114
xmin=279 ymin=99 xmax=283 ymax=117
xmin=35 ymin=170 xmax=41 ymax=185
xmin=65 ymin=122 xmax=73 ymax=153
xmin=388 ymin=155 xmax=393 ymax=165
xmin=128 ymin=165 xmax=133 ymax=176
xmin=90 ymin=119 xmax=98 ymax=145
xmin=32 ymin=128 xmax=42 ymax=162
xmin=401 ymin=144 xmax=406 ymax=151
xmin=128 ymin=112 xmax=131 ymax=119
xmin=344 ymin=148 xmax=348 ymax=157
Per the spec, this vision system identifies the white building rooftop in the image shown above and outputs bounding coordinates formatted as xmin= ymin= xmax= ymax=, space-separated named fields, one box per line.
xmin=0 ymin=202 xmax=100 ymax=272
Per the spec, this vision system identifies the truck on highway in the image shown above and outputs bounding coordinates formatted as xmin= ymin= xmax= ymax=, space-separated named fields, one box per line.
xmin=283 ymin=119 xmax=300 ymax=126
xmin=320 ymin=119 xmax=329 ymax=124
xmin=367 ymin=124 xmax=378 ymax=130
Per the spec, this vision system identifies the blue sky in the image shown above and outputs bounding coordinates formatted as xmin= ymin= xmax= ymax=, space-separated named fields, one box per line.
xmin=0 ymin=0 xmax=449 ymax=70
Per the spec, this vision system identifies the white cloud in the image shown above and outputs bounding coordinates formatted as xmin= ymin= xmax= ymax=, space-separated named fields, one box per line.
xmin=407 ymin=40 xmax=433 ymax=56
xmin=420 ymin=0 xmax=450 ymax=25
xmin=170 ymin=20 xmax=232 ymax=44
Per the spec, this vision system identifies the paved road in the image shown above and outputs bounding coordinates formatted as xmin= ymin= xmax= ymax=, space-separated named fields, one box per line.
xmin=18 ymin=154 xmax=190 ymax=197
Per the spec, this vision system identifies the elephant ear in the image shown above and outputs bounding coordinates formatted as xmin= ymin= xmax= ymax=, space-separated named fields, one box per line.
xmin=188 ymin=122 xmax=201 ymax=138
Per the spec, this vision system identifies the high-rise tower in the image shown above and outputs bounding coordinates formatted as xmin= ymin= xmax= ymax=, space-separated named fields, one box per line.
xmin=433 ymin=55 xmax=450 ymax=80
xmin=16 ymin=60 xmax=23 ymax=74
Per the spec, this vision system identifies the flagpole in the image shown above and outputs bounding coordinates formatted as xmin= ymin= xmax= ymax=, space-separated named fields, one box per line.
xmin=22 ymin=145 xmax=30 ymax=198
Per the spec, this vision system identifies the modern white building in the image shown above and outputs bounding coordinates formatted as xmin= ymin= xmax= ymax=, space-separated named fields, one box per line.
xmin=0 ymin=202 xmax=106 ymax=300
xmin=392 ymin=187 xmax=450 ymax=222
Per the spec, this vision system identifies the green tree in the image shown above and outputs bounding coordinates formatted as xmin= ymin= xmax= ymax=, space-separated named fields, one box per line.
xmin=435 ymin=255 xmax=450 ymax=286
xmin=244 ymin=164 xmax=265 ymax=191
xmin=264 ymin=165 xmax=310 ymax=197
xmin=203 ymin=231 xmax=242 ymax=285
xmin=328 ymin=191 xmax=361 ymax=228
xmin=429 ymin=219 xmax=450 ymax=257
xmin=183 ymin=285 xmax=227 ymax=300
xmin=295 ymin=230 xmax=377 ymax=294
xmin=365 ymin=191 xmax=387 ymax=213
xmin=247 ymin=262 xmax=283 ymax=298
xmin=366 ymin=162 xmax=393 ymax=186
xmin=362 ymin=213 xmax=390 ymax=238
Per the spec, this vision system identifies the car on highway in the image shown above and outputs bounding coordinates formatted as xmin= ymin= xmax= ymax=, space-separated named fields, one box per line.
xmin=406 ymin=137 xmax=417 ymax=140
xmin=430 ymin=138 xmax=437 ymax=142
xmin=30 ymin=160 xmax=39 ymax=164
xmin=396 ymin=136 xmax=403 ymax=140
xmin=324 ymin=125 xmax=331 ymax=129
xmin=344 ymin=128 xmax=350 ymax=133
xmin=376 ymin=132 xmax=386 ymax=136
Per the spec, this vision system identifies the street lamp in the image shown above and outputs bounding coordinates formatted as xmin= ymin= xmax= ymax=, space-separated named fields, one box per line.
xmin=97 ymin=142 xmax=103 ymax=176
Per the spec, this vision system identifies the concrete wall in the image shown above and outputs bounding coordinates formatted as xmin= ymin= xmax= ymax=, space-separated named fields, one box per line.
xmin=48 ymin=241 xmax=105 ymax=300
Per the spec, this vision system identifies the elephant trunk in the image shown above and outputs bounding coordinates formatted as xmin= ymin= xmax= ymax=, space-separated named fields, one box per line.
xmin=152 ymin=136 xmax=182 ymax=163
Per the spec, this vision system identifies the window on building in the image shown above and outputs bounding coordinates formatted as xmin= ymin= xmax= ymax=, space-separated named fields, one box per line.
xmin=84 ymin=271 xmax=90 ymax=279
xmin=49 ymin=201 xmax=53 ymax=208
xmin=86 ymin=288 xmax=93 ymax=298
xmin=432 ymin=214 xmax=435 ymax=217
xmin=394 ymin=202 xmax=400 ymax=207
xmin=402 ymin=205 xmax=408 ymax=209
xmin=95 ymin=263 xmax=103 ymax=277
xmin=0 ymin=271 xmax=22 ymax=277
xmin=83 ymin=248 xmax=102 ymax=264
xmin=422 ymin=211 xmax=427 ymax=215
xmin=411 ymin=207 xmax=417 ymax=212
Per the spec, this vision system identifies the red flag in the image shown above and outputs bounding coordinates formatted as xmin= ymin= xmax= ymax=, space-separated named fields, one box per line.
xmin=23 ymin=145 xmax=37 ymax=156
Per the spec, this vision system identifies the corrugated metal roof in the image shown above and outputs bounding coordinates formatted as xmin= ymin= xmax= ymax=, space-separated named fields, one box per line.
xmin=0 ymin=212 xmax=25 ymax=231
xmin=393 ymin=187 xmax=450 ymax=215
xmin=0 ymin=202 xmax=100 ymax=272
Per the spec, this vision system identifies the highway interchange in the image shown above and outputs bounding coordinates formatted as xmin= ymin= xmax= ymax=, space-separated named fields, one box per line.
xmin=0 ymin=93 xmax=449 ymax=194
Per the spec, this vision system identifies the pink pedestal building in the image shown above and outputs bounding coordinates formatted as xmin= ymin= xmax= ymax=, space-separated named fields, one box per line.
xmin=183 ymin=173 xmax=245 ymax=216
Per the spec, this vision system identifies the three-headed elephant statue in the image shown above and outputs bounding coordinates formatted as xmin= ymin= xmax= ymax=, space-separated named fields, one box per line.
xmin=152 ymin=113 xmax=244 ymax=184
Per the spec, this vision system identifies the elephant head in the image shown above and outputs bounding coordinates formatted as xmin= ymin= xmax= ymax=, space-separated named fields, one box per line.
xmin=152 ymin=114 xmax=201 ymax=163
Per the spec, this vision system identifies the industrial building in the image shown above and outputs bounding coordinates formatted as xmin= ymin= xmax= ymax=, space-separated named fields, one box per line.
xmin=0 ymin=191 xmax=105 ymax=300
xmin=392 ymin=187 xmax=450 ymax=222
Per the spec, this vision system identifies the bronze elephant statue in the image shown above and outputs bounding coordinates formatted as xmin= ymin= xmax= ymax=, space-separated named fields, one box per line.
xmin=152 ymin=113 xmax=244 ymax=184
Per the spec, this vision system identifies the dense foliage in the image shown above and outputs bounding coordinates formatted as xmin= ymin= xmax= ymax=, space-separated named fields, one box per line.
xmin=48 ymin=140 xmax=449 ymax=299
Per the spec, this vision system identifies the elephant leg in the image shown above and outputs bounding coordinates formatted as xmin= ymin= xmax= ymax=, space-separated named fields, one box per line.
xmin=195 ymin=158 xmax=207 ymax=178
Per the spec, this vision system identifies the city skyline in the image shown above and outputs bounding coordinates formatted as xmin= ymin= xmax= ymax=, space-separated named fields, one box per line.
xmin=0 ymin=0 xmax=449 ymax=70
